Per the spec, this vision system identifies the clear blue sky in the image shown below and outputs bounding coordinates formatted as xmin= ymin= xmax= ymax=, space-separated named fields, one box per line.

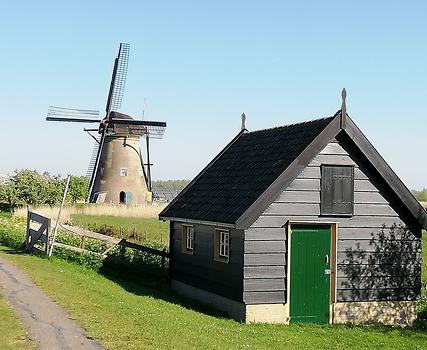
xmin=0 ymin=1 xmax=426 ymax=189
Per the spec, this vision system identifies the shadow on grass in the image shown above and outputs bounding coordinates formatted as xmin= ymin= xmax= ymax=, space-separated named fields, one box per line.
xmin=99 ymin=255 xmax=229 ymax=320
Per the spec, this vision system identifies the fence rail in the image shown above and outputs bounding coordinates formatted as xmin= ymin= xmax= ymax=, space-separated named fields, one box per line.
xmin=118 ymin=238 xmax=169 ymax=268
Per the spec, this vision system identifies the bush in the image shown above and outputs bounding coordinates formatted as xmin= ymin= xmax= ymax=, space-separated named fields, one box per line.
xmin=0 ymin=215 xmax=26 ymax=250
xmin=52 ymin=247 xmax=104 ymax=271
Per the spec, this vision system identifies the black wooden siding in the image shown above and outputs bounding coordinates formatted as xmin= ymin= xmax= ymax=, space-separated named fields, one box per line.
xmin=244 ymin=139 xmax=421 ymax=304
xmin=170 ymin=221 xmax=244 ymax=301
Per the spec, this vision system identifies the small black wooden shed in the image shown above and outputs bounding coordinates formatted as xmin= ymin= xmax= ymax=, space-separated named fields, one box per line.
xmin=159 ymin=101 xmax=427 ymax=325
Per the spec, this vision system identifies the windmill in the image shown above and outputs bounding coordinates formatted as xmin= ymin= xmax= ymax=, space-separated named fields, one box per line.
xmin=46 ymin=43 xmax=166 ymax=204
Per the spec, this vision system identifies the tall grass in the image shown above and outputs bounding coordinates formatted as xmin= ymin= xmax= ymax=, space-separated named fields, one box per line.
xmin=13 ymin=203 xmax=166 ymax=222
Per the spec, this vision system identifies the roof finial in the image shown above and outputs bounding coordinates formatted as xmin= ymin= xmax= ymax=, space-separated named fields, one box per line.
xmin=340 ymin=88 xmax=347 ymax=129
xmin=241 ymin=113 xmax=247 ymax=132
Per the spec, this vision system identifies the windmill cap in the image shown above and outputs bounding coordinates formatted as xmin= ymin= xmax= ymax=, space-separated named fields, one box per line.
xmin=109 ymin=111 xmax=134 ymax=120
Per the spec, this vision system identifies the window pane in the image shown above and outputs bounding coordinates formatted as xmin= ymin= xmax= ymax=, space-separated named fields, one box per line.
xmin=185 ymin=226 xmax=194 ymax=250
xmin=321 ymin=165 xmax=354 ymax=215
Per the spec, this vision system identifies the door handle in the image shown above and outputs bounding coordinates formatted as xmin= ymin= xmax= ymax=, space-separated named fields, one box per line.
xmin=325 ymin=254 xmax=329 ymax=265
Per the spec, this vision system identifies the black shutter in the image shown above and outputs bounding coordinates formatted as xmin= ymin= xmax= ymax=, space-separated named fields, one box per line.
xmin=321 ymin=165 xmax=354 ymax=215
xmin=321 ymin=166 xmax=334 ymax=213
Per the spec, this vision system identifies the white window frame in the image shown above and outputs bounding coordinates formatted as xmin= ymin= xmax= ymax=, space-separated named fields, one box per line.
xmin=120 ymin=167 xmax=128 ymax=177
xmin=182 ymin=224 xmax=194 ymax=255
xmin=186 ymin=226 xmax=194 ymax=251
xmin=214 ymin=229 xmax=230 ymax=263
xmin=219 ymin=230 xmax=229 ymax=258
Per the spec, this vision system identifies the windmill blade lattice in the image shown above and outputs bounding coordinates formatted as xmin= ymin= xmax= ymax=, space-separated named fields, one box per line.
xmin=47 ymin=106 xmax=100 ymax=122
xmin=109 ymin=43 xmax=130 ymax=113
xmin=86 ymin=136 xmax=102 ymax=180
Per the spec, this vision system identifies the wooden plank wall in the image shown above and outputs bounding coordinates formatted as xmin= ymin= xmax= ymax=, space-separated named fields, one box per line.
xmin=171 ymin=221 xmax=244 ymax=301
xmin=244 ymin=139 xmax=421 ymax=304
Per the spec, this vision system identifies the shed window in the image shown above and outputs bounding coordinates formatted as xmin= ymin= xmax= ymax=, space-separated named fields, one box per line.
xmin=181 ymin=225 xmax=194 ymax=254
xmin=214 ymin=229 xmax=229 ymax=263
xmin=321 ymin=165 xmax=354 ymax=216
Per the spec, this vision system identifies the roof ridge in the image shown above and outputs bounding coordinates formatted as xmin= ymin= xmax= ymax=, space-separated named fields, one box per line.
xmin=246 ymin=111 xmax=340 ymax=135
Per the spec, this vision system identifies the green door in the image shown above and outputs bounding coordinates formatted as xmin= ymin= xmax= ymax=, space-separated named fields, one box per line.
xmin=290 ymin=225 xmax=331 ymax=324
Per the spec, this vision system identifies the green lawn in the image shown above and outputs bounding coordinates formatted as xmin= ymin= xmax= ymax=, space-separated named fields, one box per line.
xmin=0 ymin=246 xmax=426 ymax=350
xmin=0 ymin=211 xmax=12 ymax=219
xmin=0 ymin=289 xmax=32 ymax=350
xmin=71 ymin=214 xmax=169 ymax=246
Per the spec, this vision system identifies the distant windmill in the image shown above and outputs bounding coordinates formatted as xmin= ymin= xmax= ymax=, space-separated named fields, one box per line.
xmin=46 ymin=43 xmax=166 ymax=204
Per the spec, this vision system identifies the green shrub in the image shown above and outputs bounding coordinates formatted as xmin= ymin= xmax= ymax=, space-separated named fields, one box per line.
xmin=0 ymin=215 xmax=26 ymax=250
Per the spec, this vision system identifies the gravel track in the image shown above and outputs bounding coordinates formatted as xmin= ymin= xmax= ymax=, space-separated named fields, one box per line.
xmin=0 ymin=256 xmax=105 ymax=350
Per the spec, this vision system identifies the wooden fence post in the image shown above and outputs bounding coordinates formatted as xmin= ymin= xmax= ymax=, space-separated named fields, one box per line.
xmin=45 ymin=218 xmax=51 ymax=255
xmin=161 ymin=248 xmax=166 ymax=269
xmin=120 ymin=239 xmax=126 ymax=259
xmin=25 ymin=207 xmax=31 ymax=251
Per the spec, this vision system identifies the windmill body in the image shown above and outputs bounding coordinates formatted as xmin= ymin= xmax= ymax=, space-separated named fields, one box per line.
xmin=46 ymin=43 xmax=166 ymax=205
xmin=91 ymin=114 xmax=148 ymax=204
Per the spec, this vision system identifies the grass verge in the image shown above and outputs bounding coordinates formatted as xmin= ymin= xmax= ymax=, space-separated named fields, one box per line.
xmin=0 ymin=286 xmax=32 ymax=349
xmin=1 ymin=246 xmax=426 ymax=350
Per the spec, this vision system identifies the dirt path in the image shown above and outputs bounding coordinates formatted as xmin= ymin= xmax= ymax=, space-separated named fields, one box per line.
xmin=0 ymin=256 xmax=105 ymax=350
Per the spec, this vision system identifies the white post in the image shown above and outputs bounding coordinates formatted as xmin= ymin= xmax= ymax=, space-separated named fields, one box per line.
xmin=49 ymin=174 xmax=71 ymax=257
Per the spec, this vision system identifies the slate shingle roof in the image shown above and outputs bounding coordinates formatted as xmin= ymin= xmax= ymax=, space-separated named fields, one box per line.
xmin=160 ymin=116 xmax=335 ymax=224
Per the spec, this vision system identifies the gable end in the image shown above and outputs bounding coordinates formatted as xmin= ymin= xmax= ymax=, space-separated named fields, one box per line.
xmin=235 ymin=115 xmax=341 ymax=229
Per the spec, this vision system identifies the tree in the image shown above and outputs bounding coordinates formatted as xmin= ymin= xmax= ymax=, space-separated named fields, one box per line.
xmin=67 ymin=176 xmax=89 ymax=203
xmin=13 ymin=169 xmax=46 ymax=206
xmin=0 ymin=176 xmax=18 ymax=208
xmin=42 ymin=173 xmax=64 ymax=207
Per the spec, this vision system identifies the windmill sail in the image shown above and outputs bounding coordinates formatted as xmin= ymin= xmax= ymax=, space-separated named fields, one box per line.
xmin=46 ymin=106 xmax=100 ymax=122
xmin=86 ymin=136 xmax=102 ymax=181
xmin=105 ymin=43 xmax=130 ymax=115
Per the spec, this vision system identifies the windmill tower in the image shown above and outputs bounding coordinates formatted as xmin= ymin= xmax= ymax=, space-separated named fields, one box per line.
xmin=46 ymin=43 xmax=166 ymax=204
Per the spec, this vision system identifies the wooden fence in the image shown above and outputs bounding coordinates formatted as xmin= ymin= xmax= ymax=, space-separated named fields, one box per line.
xmin=54 ymin=223 xmax=121 ymax=258
xmin=118 ymin=238 xmax=169 ymax=268
xmin=25 ymin=211 xmax=170 ymax=269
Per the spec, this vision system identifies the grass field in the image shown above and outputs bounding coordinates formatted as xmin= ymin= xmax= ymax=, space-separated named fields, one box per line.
xmin=0 ymin=284 xmax=32 ymax=349
xmin=70 ymin=214 xmax=169 ymax=246
xmin=0 ymin=245 xmax=426 ymax=350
